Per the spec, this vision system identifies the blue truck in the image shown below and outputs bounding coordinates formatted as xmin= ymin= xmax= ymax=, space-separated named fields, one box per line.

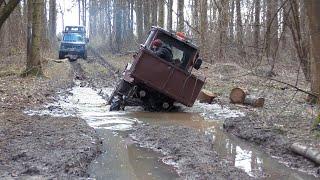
xmin=58 ymin=26 xmax=88 ymax=60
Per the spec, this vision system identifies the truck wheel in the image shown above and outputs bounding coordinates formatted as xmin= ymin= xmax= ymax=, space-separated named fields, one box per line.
xmin=109 ymin=95 xmax=122 ymax=111
xmin=83 ymin=51 xmax=87 ymax=60
xmin=58 ymin=52 xmax=65 ymax=59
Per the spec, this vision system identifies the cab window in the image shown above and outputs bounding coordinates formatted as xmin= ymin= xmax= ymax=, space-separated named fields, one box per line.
xmin=63 ymin=33 xmax=84 ymax=42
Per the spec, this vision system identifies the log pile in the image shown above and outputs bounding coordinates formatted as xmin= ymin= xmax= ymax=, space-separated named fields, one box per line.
xmin=229 ymin=87 xmax=265 ymax=108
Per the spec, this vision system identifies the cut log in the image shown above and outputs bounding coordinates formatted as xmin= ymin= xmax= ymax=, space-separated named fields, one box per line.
xmin=290 ymin=143 xmax=320 ymax=165
xmin=197 ymin=89 xmax=217 ymax=104
xmin=229 ymin=88 xmax=246 ymax=104
xmin=244 ymin=96 xmax=265 ymax=108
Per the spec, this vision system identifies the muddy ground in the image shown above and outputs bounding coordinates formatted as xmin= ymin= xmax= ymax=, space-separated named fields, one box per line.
xmin=131 ymin=124 xmax=252 ymax=179
xmin=97 ymin=50 xmax=319 ymax=177
xmin=0 ymin=55 xmax=102 ymax=178
xmin=0 ymin=48 xmax=319 ymax=179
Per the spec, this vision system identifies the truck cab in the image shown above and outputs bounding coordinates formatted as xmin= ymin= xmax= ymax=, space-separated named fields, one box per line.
xmin=109 ymin=27 xmax=206 ymax=111
xmin=58 ymin=26 xmax=88 ymax=60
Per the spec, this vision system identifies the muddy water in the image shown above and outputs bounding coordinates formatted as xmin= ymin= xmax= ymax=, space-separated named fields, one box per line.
xmin=26 ymin=85 xmax=317 ymax=179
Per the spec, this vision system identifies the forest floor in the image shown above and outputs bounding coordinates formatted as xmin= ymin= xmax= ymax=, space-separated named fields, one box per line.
xmin=0 ymin=48 xmax=319 ymax=179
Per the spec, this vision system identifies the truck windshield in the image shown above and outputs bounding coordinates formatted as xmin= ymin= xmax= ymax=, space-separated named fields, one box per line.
xmin=63 ymin=33 xmax=84 ymax=42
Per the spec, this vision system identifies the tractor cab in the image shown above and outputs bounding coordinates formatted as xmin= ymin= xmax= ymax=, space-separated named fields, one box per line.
xmin=142 ymin=27 xmax=202 ymax=72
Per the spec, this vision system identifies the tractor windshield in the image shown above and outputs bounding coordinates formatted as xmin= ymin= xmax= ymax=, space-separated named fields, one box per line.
xmin=155 ymin=32 xmax=197 ymax=70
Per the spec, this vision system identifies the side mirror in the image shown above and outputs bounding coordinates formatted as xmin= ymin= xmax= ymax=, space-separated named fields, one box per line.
xmin=193 ymin=58 xmax=203 ymax=70
xmin=86 ymin=38 xmax=89 ymax=43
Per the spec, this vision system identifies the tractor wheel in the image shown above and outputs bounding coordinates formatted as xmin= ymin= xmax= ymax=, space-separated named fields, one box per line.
xmin=109 ymin=95 xmax=122 ymax=111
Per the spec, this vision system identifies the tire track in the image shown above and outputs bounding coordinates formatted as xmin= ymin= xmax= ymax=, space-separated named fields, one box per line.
xmin=87 ymin=46 xmax=120 ymax=79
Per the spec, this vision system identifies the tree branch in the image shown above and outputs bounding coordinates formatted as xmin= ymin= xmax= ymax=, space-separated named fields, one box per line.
xmin=0 ymin=0 xmax=20 ymax=29
xmin=254 ymin=74 xmax=318 ymax=98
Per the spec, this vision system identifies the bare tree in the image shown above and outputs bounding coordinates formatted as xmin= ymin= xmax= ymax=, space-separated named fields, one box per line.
xmin=236 ymin=0 xmax=245 ymax=57
xmin=150 ymin=0 xmax=157 ymax=26
xmin=49 ymin=0 xmax=56 ymax=41
xmin=143 ymin=0 xmax=150 ymax=34
xmin=158 ymin=0 xmax=164 ymax=28
xmin=229 ymin=0 xmax=235 ymax=42
xmin=218 ymin=0 xmax=229 ymax=59
xmin=177 ymin=0 xmax=184 ymax=32
xmin=200 ymin=0 xmax=207 ymax=48
xmin=253 ymin=0 xmax=260 ymax=57
xmin=305 ymin=0 xmax=320 ymax=102
xmin=265 ymin=0 xmax=279 ymax=74
xmin=0 ymin=0 xmax=21 ymax=29
xmin=135 ymin=0 xmax=143 ymax=43
xmin=24 ymin=0 xmax=44 ymax=76
xmin=166 ymin=0 xmax=173 ymax=31
xmin=192 ymin=0 xmax=199 ymax=30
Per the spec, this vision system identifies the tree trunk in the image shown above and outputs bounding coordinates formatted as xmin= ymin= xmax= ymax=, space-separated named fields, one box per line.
xmin=287 ymin=0 xmax=311 ymax=82
xmin=229 ymin=87 xmax=246 ymax=104
xmin=291 ymin=143 xmax=320 ymax=165
xmin=49 ymin=0 xmax=56 ymax=41
xmin=253 ymin=0 xmax=260 ymax=57
xmin=150 ymin=0 xmax=157 ymax=26
xmin=229 ymin=0 xmax=234 ymax=42
xmin=218 ymin=0 xmax=229 ymax=60
xmin=197 ymin=89 xmax=217 ymax=104
xmin=236 ymin=0 xmax=245 ymax=57
xmin=114 ymin=0 xmax=122 ymax=53
xmin=27 ymin=0 xmax=33 ymax=63
xmin=135 ymin=0 xmax=143 ymax=43
xmin=200 ymin=0 xmax=207 ymax=50
xmin=192 ymin=0 xmax=199 ymax=30
xmin=8 ymin=2 xmax=23 ymax=48
xmin=306 ymin=0 xmax=320 ymax=102
xmin=143 ymin=0 xmax=150 ymax=35
xmin=0 ymin=0 xmax=21 ymax=29
xmin=177 ymin=0 xmax=184 ymax=32
xmin=25 ymin=0 xmax=43 ymax=76
xmin=166 ymin=0 xmax=173 ymax=30
xmin=82 ymin=0 xmax=86 ymax=26
xmin=158 ymin=0 xmax=164 ymax=28
xmin=266 ymin=0 xmax=278 ymax=73
xmin=243 ymin=96 xmax=265 ymax=108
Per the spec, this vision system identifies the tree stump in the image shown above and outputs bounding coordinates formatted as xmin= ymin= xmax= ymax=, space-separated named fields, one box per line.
xmin=229 ymin=88 xmax=246 ymax=104
xmin=244 ymin=96 xmax=265 ymax=108
xmin=197 ymin=89 xmax=217 ymax=104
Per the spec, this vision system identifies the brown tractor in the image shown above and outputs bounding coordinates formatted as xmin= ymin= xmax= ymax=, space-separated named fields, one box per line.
xmin=108 ymin=27 xmax=206 ymax=111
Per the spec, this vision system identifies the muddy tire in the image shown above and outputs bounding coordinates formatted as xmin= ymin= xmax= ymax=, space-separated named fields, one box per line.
xmin=58 ymin=52 xmax=65 ymax=59
xmin=108 ymin=80 xmax=131 ymax=105
xmin=83 ymin=51 xmax=87 ymax=60
xmin=109 ymin=96 xmax=122 ymax=111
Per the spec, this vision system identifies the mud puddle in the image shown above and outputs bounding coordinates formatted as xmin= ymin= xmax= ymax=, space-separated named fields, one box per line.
xmin=26 ymin=85 xmax=317 ymax=179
